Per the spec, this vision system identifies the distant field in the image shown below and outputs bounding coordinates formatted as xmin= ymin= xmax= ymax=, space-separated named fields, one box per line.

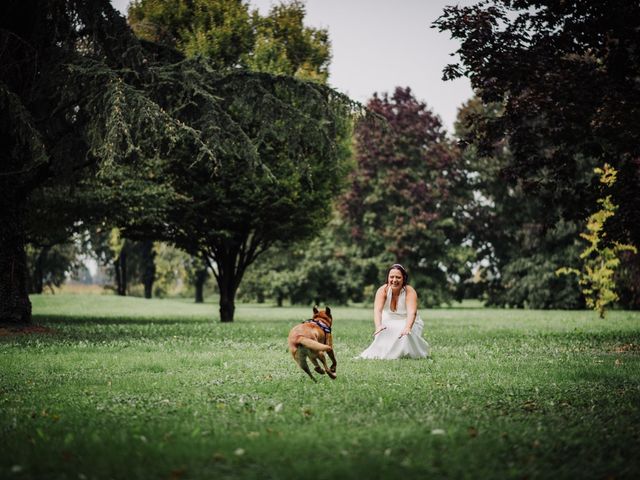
xmin=1 ymin=294 xmax=639 ymax=479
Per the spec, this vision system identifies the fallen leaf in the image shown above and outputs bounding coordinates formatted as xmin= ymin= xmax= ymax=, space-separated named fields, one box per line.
xmin=169 ymin=468 xmax=186 ymax=480
xmin=212 ymin=452 xmax=226 ymax=462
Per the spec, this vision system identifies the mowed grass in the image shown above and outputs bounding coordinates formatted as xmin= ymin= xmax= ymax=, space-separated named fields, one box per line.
xmin=1 ymin=295 xmax=639 ymax=480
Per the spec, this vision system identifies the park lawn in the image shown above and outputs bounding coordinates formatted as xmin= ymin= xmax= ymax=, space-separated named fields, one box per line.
xmin=1 ymin=295 xmax=639 ymax=480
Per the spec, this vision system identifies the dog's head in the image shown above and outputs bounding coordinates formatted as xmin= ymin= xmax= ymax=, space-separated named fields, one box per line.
xmin=312 ymin=305 xmax=332 ymax=327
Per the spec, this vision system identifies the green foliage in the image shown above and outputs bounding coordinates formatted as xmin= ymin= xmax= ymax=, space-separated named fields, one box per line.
xmin=129 ymin=0 xmax=255 ymax=68
xmin=151 ymin=243 xmax=213 ymax=298
xmin=247 ymin=0 xmax=331 ymax=82
xmin=25 ymin=243 xmax=83 ymax=294
xmin=140 ymin=61 xmax=358 ymax=320
xmin=124 ymin=0 xmax=351 ymax=320
xmin=2 ymin=295 xmax=639 ymax=478
xmin=557 ymin=164 xmax=638 ymax=318
xmin=0 ymin=0 xmax=356 ymax=323
xmin=128 ymin=0 xmax=330 ymax=80
xmin=494 ymin=221 xmax=584 ymax=310
xmin=240 ymin=215 xmax=371 ymax=306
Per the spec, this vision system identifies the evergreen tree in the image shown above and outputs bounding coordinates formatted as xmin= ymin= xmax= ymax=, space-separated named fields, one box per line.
xmin=0 ymin=0 xmax=209 ymax=324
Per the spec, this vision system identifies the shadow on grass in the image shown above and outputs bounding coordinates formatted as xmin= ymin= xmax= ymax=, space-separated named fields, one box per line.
xmin=34 ymin=314 xmax=213 ymax=326
xmin=21 ymin=314 xmax=290 ymax=345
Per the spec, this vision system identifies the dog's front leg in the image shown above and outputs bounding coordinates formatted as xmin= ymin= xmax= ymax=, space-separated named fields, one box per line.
xmin=326 ymin=334 xmax=337 ymax=374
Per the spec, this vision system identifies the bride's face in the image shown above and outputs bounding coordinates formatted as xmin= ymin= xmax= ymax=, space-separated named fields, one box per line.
xmin=387 ymin=268 xmax=404 ymax=289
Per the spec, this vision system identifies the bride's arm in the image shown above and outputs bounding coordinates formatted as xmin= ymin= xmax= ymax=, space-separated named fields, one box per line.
xmin=400 ymin=286 xmax=418 ymax=337
xmin=373 ymin=285 xmax=387 ymax=336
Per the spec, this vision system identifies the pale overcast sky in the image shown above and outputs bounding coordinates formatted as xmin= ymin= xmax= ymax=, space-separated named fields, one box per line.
xmin=111 ymin=0 xmax=476 ymax=133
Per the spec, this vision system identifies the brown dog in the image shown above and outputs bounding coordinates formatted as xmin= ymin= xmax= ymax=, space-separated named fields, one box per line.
xmin=288 ymin=306 xmax=337 ymax=382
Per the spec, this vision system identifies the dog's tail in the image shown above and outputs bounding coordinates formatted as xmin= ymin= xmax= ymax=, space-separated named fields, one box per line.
xmin=296 ymin=337 xmax=332 ymax=352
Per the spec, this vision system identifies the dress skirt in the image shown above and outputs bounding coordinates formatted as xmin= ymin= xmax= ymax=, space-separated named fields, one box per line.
xmin=358 ymin=312 xmax=430 ymax=359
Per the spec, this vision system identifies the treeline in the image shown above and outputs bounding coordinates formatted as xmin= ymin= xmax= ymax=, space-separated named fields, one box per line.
xmin=3 ymin=0 xmax=640 ymax=325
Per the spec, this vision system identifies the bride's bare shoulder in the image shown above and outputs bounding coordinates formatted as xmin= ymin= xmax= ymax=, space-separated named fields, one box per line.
xmin=405 ymin=285 xmax=418 ymax=297
xmin=376 ymin=285 xmax=388 ymax=296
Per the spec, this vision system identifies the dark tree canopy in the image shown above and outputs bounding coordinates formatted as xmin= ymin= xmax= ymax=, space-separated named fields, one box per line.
xmin=434 ymin=0 xmax=640 ymax=247
xmin=435 ymin=0 xmax=640 ymax=308
xmin=454 ymin=97 xmax=584 ymax=308
xmin=1 ymin=0 xmax=203 ymax=323
xmin=124 ymin=0 xmax=352 ymax=321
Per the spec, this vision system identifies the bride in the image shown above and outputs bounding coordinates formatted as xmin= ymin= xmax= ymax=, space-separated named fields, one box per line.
xmin=358 ymin=264 xmax=430 ymax=359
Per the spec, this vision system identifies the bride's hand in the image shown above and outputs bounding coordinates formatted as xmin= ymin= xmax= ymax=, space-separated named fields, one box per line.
xmin=398 ymin=327 xmax=411 ymax=338
xmin=373 ymin=326 xmax=387 ymax=336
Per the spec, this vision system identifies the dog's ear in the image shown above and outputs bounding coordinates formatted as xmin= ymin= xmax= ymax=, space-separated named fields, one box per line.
xmin=313 ymin=305 xmax=319 ymax=314
xmin=325 ymin=306 xmax=331 ymax=317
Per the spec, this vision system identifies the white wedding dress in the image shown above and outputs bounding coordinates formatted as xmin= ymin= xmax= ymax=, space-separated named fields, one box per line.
xmin=358 ymin=287 xmax=430 ymax=359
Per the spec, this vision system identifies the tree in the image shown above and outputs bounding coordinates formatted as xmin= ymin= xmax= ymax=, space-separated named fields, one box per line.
xmin=246 ymin=0 xmax=330 ymax=82
xmin=239 ymin=214 xmax=368 ymax=306
xmin=0 ymin=0 xmax=214 ymax=324
xmin=454 ymin=97 xmax=584 ymax=308
xmin=434 ymin=0 xmax=640 ymax=273
xmin=129 ymin=64 xmax=356 ymax=321
xmin=26 ymin=243 xmax=82 ymax=294
xmin=341 ymin=87 xmax=473 ymax=306
xmin=125 ymin=0 xmax=352 ymax=321
xmin=183 ymin=254 xmax=210 ymax=303
xmin=128 ymin=0 xmax=331 ymax=80
xmin=128 ymin=0 xmax=255 ymax=68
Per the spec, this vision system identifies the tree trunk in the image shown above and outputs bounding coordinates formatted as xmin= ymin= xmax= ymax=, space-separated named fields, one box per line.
xmin=141 ymin=241 xmax=155 ymax=299
xmin=32 ymin=246 xmax=50 ymax=295
xmin=218 ymin=281 xmax=236 ymax=323
xmin=115 ymin=250 xmax=127 ymax=296
xmin=211 ymin=241 xmax=260 ymax=322
xmin=194 ymin=268 xmax=207 ymax=303
xmin=216 ymin=259 xmax=241 ymax=322
xmin=0 ymin=206 xmax=32 ymax=324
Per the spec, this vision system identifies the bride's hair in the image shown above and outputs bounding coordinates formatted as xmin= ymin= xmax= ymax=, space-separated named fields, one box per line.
xmin=386 ymin=263 xmax=408 ymax=287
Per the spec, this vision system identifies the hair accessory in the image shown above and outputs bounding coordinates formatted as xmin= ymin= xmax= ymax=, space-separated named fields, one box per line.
xmin=386 ymin=263 xmax=408 ymax=286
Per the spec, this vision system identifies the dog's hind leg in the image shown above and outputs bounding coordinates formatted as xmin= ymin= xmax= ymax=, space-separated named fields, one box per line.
xmin=317 ymin=351 xmax=337 ymax=380
xmin=310 ymin=353 xmax=326 ymax=375
xmin=295 ymin=349 xmax=316 ymax=382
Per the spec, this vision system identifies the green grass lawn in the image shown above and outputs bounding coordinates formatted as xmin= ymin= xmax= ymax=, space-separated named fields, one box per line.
xmin=1 ymin=294 xmax=639 ymax=479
